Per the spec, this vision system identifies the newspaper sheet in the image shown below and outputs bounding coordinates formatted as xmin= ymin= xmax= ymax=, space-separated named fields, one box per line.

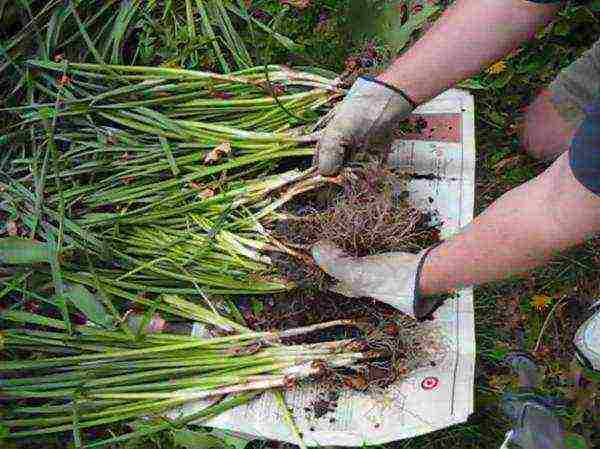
xmin=171 ymin=88 xmax=477 ymax=446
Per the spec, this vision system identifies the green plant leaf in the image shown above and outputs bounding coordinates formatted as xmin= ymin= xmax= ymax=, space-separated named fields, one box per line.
xmin=60 ymin=283 xmax=113 ymax=328
xmin=210 ymin=430 xmax=251 ymax=449
xmin=490 ymin=70 xmax=514 ymax=89
xmin=0 ymin=237 xmax=56 ymax=264
xmin=250 ymin=298 xmax=264 ymax=316
xmin=457 ymin=78 xmax=489 ymax=90
xmin=553 ymin=20 xmax=571 ymax=37
xmin=486 ymin=110 xmax=507 ymax=126
xmin=565 ymin=433 xmax=589 ymax=449
xmin=487 ymin=346 xmax=510 ymax=362
xmin=173 ymin=430 xmax=227 ymax=449
xmin=0 ymin=423 xmax=9 ymax=440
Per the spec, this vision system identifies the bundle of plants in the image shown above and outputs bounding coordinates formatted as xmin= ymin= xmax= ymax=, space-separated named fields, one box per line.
xmin=1 ymin=61 xmax=345 ymax=297
xmin=10 ymin=60 xmax=341 ymax=135
xmin=243 ymin=288 xmax=444 ymax=392
xmin=0 ymin=294 xmax=392 ymax=446
xmin=196 ymin=163 xmax=444 ymax=393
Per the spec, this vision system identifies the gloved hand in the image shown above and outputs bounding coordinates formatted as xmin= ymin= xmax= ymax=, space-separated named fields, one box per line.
xmin=316 ymin=77 xmax=415 ymax=175
xmin=311 ymin=241 xmax=439 ymax=319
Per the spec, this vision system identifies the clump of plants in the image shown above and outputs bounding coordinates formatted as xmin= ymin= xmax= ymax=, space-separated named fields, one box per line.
xmin=1 ymin=60 xmax=345 ymax=297
xmin=0 ymin=296 xmax=369 ymax=443
xmin=0 ymin=60 xmax=445 ymax=447
xmin=0 ymin=292 xmax=443 ymax=446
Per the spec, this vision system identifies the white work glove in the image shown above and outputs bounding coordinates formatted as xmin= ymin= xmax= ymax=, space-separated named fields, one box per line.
xmin=316 ymin=76 xmax=415 ymax=175
xmin=311 ymin=241 xmax=440 ymax=319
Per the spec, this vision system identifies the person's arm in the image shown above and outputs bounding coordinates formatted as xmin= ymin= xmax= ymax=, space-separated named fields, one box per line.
xmin=379 ymin=0 xmax=561 ymax=104
xmin=312 ymin=116 xmax=600 ymax=318
xmin=420 ymin=120 xmax=600 ymax=295
xmin=316 ymin=0 xmax=561 ymax=175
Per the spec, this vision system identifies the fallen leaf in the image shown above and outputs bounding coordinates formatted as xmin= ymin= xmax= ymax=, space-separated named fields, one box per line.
xmin=344 ymin=56 xmax=359 ymax=71
xmin=487 ymin=60 xmax=507 ymax=75
xmin=59 ymin=75 xmax=70 ymax=86
xmin=343 ymin=375 xmax=368 ymax=391
xmin=531 ymin=294 xmax=553 ymax=311
xmin=120 ymin=176 xmax=136 ymax=185
xmin=493 ymin=155 xmax=524 ymax=174
xmin=487 ymin=374 xmax=512 ymax=392
xmin=280 ymin=0 xmax=311 ymax=9
xmin=384 ymin=323 xmax=399 ymax=336
xmin=6 ymin=221 xmax=18 ymax=236
xmin=204 ymin=142 xmax=232 ymax=164
xmin=198 ymin=188 xmax=215 ymax=199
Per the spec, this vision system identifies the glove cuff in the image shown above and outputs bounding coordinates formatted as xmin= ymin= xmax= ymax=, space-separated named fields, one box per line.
xmin=360 ymin=76 xmax=418 ymax=109
xmin=413 ymin=243 xmax=444 ymax=319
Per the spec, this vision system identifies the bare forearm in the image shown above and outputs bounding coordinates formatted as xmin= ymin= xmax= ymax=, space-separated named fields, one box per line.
xmin=419 ymin=152 xmax=600 ymax=295
xmin=378 ymin=0 xmax=559 ymax=104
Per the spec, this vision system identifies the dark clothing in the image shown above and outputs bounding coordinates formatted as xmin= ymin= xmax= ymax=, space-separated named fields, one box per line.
xmin=545 ymin=34 xmax=600 ymax=196
xmin=570 ymin=105 xmax=600 ymax=196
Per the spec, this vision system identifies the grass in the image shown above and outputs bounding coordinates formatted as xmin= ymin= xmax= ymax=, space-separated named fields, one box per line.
xmin=1 ymin=1 xmax=599 ymax=448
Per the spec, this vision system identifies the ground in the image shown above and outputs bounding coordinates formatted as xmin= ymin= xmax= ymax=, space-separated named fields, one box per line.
xmin=1 ymin=1 xmax=599 ymax=448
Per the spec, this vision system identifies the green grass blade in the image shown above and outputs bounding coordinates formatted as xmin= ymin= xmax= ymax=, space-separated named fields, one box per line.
xmin=159 ymin=136 xmax=180 ymax=176
xmin=0 ymin=237 xmax=56 ymax=264
xmin=68 ymin=0 xmax=105 ymax=64
xmin=195 ymin=0 xmax=230 ymax=73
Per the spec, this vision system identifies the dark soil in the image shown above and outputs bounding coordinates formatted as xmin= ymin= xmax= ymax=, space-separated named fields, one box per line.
xmin=306 ymin=390 xmax=340 ymax=419
xmin=240 ymin=288 xmax=443 ymax=391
